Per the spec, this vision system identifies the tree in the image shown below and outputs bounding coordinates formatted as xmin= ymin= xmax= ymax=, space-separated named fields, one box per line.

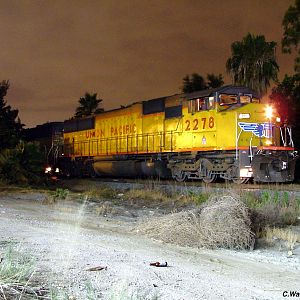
xmin=206 ymin=73 xmax=224 ymax=89
xmin=270 ymin=74 xmax=300 ymax=180
xmin=270 ymin=74 xmax=300 ymax=124
xmin=226 ymin=33 xmax=279 ymax=94
xmin=74 ymin=92 xmax=104 ymax=118
xmin=0 ymin=80 xmax=23 ymax=149
xmin=270 ymin=74 xmax=300 ymax=148
xmin=182 ymin=73 xmax=206 ymax=93
xmin=282 ymin=0 xmax=300 ymax=72
xmin=0 ymin=142 xmax=44 ymax=184
xmin=181 ymin=73 xmax=224 ymax=93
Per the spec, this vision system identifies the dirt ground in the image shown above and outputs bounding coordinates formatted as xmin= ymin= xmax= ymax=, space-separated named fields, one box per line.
xmin=0 ymin=191 xmax=299 ymax=300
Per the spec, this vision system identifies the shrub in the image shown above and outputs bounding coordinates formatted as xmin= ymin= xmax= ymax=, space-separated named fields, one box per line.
xmin=185 ymin=190 xmax=210 ymax=206
xmin=0 ymin=142 xmax=44 ymax=185
xmin=245 ymin=190 xmax=300 ymax=235
xmin=136 ymin=194 xmax=254 ymax=250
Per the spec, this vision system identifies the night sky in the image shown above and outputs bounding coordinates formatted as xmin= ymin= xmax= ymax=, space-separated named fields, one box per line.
xmin=0 ymin=0 xmax=295 ymax=127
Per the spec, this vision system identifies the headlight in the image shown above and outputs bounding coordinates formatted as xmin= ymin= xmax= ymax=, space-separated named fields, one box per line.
xmin=265 ymin=105 xmax=273 ymax=119
xmin=45 ymin=167 xmax=52 ymax=174
xmin=265 ymin=140 xmax=272 ymax=146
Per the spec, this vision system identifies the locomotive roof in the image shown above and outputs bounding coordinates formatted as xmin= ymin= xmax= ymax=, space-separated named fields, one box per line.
xmin=185 ymin=85 xmax=260 ymax=100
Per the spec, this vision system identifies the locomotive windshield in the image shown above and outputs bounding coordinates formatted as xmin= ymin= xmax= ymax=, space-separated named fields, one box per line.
xmin=219 ymin=94 xmax=260 ymax=106
xmin=219 ymin=94 xmax=238 ymax=106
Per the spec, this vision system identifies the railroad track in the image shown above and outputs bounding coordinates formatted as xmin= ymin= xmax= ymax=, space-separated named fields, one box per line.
xmin=59 ymin=177 xmax=300 ymax=197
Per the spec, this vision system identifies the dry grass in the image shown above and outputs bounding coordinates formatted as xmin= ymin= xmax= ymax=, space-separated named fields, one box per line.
xmin=124 ymin=188 xmax=170 ymax=205
xmin=123 ymin=186 xmax=210 ymax=210
xmin=95 ymin=202 xmax=117 ymax=216
xmin=245 ymin=190 xmax=300 ymax=236
xmin=0 ymin=245 xmax=49 ymax=299
xmin=264 ymin=227 xmax=300 ymax=250
xmin=84 ymin=186 xmax=117 ymax=201
xmin=136 ymin=194 xmax=254 ymax=250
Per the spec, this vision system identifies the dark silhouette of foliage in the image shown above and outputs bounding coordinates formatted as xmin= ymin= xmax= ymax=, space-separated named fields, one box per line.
xmin=0 ymin=142 xmax=44 ymax=184
xmin=270 ymin=74 xmax=300 ymax=146
xmin=271 ymin=74 xmax=300 ymax=180
xmin=181 ymin=73 xmax=224 ymax=93
xmin=182 ymin=74 xmax=206 ymax=93
xmin=270 ymin=74 xmax=300 ymax=124
xmin=0 ymin=80 xmax=23 ymax=149
xmin=282 ymin=0 xmax=300 ymax=72
xmin=75 ymin=92 xmax=104 ymax=118
xmin=207 ymin=73 xmax=224 ymax=89
xmin=226 ymin=33 xmax=279 ymax=94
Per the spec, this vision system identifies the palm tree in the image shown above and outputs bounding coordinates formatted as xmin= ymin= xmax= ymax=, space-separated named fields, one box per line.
xmin=282 ymin=0 xmax=300 ymax=72
xmin=182 ymin=73 xmax=206 ymax=93
xmin=75 ymin=92 xmax=104 ymax=118
xmin=226 ymin=33 xmax=279 ymax=94
xmin=206 ymin=73 xmax=224 ymax=89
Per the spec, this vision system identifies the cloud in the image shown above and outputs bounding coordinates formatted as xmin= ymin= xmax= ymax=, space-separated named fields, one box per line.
xmin=0 ymin=0 xmax=295 ymax=127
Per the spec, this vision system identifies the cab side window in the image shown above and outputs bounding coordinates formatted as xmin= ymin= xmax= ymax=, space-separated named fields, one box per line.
xmin=188 ymin=98 xmax=206 ymax=113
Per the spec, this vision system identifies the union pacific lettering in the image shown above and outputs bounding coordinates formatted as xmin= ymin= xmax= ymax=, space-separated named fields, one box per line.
xmin=85 ymin=129 xmax=105 ymax=139
xmin=111 ymin=124 xmax=136 ymax=136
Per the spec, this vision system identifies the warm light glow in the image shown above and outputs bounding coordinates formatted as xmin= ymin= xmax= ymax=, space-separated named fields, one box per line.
xmin=276 ymin=117 xmax=281 ymax=123
xmin=45 ymin=166 xmax=52 ymax=174
xmin=265 ymin=140 xmax=272 ymax=146
xmin=265 ymin=105 xmax=273 ymax=119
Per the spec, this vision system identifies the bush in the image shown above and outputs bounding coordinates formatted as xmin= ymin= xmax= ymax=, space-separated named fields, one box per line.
xmin=0 ymin=142 xmax=44 ymax=185
xmin=245 ymin=190 xmax=300 ymax=236
xmin=185 ymin=190 xmax=210 ymax=206
xmin=136 ymin=194 xmax=254 ymax=250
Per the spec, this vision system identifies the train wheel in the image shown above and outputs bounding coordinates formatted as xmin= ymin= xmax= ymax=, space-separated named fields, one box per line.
xmin=173 ymin=168 xmax=187 ymax=182
xmin=232 ymin=177 xmax=249 ymax=184
xmin=202 ymin=172 xmax=217 ymax=183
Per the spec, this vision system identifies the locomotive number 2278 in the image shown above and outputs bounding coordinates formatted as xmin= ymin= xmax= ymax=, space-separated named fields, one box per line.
xmin=185 ymin=117 xmax=214 ymax=131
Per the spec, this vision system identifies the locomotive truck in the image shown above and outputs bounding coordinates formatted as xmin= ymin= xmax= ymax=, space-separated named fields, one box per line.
xmin=26 ymin=85 xmax=297 ymax=183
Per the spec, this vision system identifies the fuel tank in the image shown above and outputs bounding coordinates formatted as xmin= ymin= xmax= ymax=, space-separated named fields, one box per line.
xmin=93 ymin=159 xmax=171 ymax=178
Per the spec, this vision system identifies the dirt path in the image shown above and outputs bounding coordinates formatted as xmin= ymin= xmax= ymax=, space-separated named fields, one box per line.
xmin=0 ymin=193 xmax=299 ymax=300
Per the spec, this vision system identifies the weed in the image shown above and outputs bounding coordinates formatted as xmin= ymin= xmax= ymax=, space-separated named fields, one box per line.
xmin=42 ymin=188 xmax=70 ymax=204
xmin=95 ymin=202 xmax=117 ymax=216
xmin=0 ymin=244 xmax=71 ymax=299
xmin=54 ymin=188 xmax=69 ymax=200
xmin=0 ymin=245 xmax=35 ymax=285
xmin=124 ymin=188 xmax=170 ymax=205
xmin=243 ymin=190 xmax=300 ymax=236
xmin=264 ymin=227 xmax=300 ymax=250
xmin=0 ymin=245 xmax=39 ymax=299
xmin=185 ymin=190 xmax=209 ymax=206
xmin=84 ymin=186 xmax=117 ymax=201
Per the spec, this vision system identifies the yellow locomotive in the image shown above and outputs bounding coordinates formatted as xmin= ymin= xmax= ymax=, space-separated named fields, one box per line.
xmin=59 ymin=85 xmax=297 ymax=183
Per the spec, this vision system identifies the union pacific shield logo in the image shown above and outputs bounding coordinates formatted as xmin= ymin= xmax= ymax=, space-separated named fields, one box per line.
xmin=238 ymin=122 xmax=273 ymax=138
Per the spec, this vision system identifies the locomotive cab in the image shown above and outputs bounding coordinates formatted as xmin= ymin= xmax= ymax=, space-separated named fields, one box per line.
xmin=167 ymin=85 xmax=297 ymax=183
